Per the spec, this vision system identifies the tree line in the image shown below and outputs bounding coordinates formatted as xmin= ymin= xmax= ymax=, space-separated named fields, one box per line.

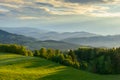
xmin=33 ymin=48 xmax=80 ymax=69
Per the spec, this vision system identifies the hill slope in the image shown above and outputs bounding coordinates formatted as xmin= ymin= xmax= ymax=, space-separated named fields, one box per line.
xmin=0 ymin=27 xmax=49 ymax=39
xmin=0 ymin=29 xmax=36 ymax=44
xmin=0 ymin=53 xmax=120 ymax=80
xmin=26 ymin=40 xmax=80 ymax=50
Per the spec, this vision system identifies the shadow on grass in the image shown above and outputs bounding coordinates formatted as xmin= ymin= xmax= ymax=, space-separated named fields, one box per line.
xmin=37 ymin=67 xmax=101 ymax=80
xmin=0 ymin=54 xmax=63 ymax=70
xmin=0 ymin=56 xmax=30 ymax=66
xmin=0 ymin=52 xmax=10 ymax=55
xmin=24 ymin=57 xmax=62 ymax=70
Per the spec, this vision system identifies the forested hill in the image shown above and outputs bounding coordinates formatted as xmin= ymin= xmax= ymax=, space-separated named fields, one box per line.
xmin=0 ymin=29 xmax=36 ymax=44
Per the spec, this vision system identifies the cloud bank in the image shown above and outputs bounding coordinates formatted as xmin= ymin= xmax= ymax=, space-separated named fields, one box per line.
xmin=0 ymin=0 xmax=120 ymax=19
xmin=63 ymin=0 xmax=119 ymax=4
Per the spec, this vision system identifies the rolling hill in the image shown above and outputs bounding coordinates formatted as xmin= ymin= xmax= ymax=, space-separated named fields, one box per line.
xmin=0 ymin=52 xmax=120 ymax=80
xmin=0 ymin=29 xmax=36 ymax=44
xmin=0 ymin=27 xmax=49 ymax=39
xmin=25 ymin=40 xmax=80 ymax=50
xmin=63 ymin=35 xmax=120 ymax=47
xmin=36 ymin=31 xmax=99 ymax=40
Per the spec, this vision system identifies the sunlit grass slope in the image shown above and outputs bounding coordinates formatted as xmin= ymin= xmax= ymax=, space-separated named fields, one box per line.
xmin=0 ymin=53 xmax=120 ymax=80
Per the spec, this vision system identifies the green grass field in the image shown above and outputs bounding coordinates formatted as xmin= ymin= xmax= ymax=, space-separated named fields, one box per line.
xmin=0 ymin=53 xmax=120 ymax=80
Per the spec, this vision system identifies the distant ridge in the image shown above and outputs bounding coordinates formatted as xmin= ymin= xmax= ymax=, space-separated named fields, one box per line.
xmin=0 ymin=29 xmax=36 ymax=44
xmin=63 ymin=35 xmax=120 ymax=48
xmin=0 ymin=27 xmax=99 ymax=40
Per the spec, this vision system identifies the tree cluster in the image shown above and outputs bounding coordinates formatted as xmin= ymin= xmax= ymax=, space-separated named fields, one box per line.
xmin=74 ymin=48 xmax=120 ymax=74
xmin=33 ymin=48 xmax=80 ymax=69
xmin=0 ymin=44 xmax=33 ymax=56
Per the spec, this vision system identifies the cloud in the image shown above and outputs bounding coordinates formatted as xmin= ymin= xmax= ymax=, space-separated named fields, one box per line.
xmin=0 ymin=0 xmax=25 ymax=4
xmin=0 ymin=3 xmax=19 ymax=8
xmin=41 ymin=0 xmax=110 ymax=16
xmin=90 ymin=12 xmax=120 ymax=17
xmin=0 ymin=8 xmax=9 ymax=13
xmin=19 ymin=16 xmax=39 ymax=20
xmin=0 ymin=0 xmax=119 ymax=18
xmin=18 ymin=16 xmax=56 ymax=20
xmin=63 ymin=0 xmax=120 ymax=4
xmin=35 ymin=2 xmax=54 ymax=7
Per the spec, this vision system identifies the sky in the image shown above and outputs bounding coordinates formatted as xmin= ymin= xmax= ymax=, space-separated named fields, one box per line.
xmin=0 ymin=0 xmax=120 ymax=35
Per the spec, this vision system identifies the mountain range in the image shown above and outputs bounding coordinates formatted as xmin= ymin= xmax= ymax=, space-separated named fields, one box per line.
xmin=0 ymin=29 xmax=35 ymax=44
xmin=1 ymin=27 xmax=120 ymax=48
xmin=0 ymin=29 xmax=80 ymax=50
xmin=0 ymin=27 xmax=99 ymax=40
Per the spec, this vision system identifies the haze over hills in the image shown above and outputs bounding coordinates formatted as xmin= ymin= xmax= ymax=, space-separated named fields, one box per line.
xmin=0 ymin=27 xmax=49 ymax=39
xmin=0 ymin=29 xmax=36 ymax=44
xmin=39 ymin=31 xmax=99 ymax=40
xmin=0 ymin=29 xmax=80 ymax=50
xmin=26 ymin=40 xmax=80 ymax=50
xmin=2 ymin=27 xmax=120 ymax=48
xmin=0 ymin=27 xmax=99 ymax=40
xmin=63 ymin=35 xmax=120 ymax=48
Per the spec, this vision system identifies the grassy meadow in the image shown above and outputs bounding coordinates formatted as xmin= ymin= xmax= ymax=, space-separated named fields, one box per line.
xmin=0 ymin=53 xmax=120 ymax=80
